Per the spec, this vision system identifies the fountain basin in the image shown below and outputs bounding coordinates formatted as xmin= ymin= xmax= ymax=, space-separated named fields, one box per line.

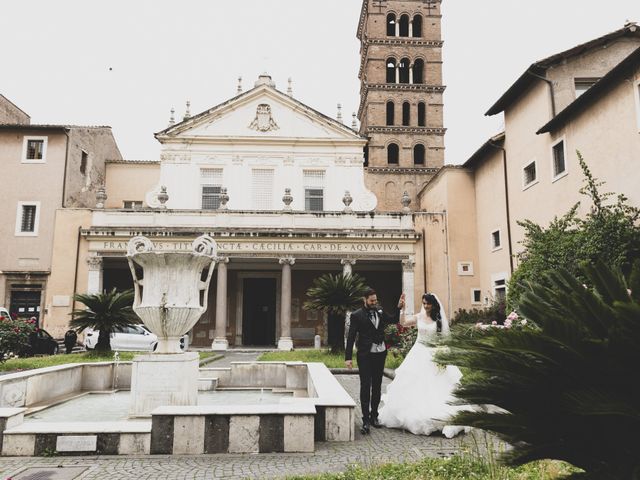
xmin=0 ymin=361 xmax=355 ymax=456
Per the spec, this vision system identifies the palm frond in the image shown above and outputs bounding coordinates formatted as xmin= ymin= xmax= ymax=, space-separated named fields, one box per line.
xmin=442 ymin=260 xmax=640 ymax=477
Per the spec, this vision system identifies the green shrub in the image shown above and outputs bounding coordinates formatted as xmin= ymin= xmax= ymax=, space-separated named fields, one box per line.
xmin=453 ymin=300 xmax=507 ymax=326
xmin=0 ymin=315 xmax=37 ymax=362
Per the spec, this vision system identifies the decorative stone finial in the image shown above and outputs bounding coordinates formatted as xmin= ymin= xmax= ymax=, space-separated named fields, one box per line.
xmin=183 ymin=101 xmax=191 ymax=121
xmin=237 ymin=76 xmax=243 ymax=93
xmin=169 ymin=108 xmax=175 ymax=127
xmin=219 ymin=187 xmax=229 ymax=210
xmin=351 ymin=112 xmax=357 ymax=129
xmin=342 ymin=190 xmax=353 ymax=213
xmin=337 ymin=103 xmax=343 ymax=123
xmin=287 ymin=78 xmax=293 ymax=96
xmin=95 ymin=186 xmax=107 ymax=209
xmin=282 ymin=188 xmax=293 ymax=210
xmin=255 ymin=73 xmax=276 ymax=88
xmin=157 ymin=186 xmax=169 ymax=208
xmin=401 ymin=191 xmax=412 ymax=213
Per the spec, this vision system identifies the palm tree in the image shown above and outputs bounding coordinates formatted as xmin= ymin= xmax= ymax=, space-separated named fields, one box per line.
xmin=439 ymin=260 xmax=640 ymax=479
xmin=304 ymin=273 xmax=368 ymax=353
xmin=70 ymin=289 xmax=138 ymax=352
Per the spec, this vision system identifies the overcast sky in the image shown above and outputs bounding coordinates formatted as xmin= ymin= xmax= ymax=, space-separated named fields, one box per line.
xmin=2 ymin=1 xmax=639 ymax=164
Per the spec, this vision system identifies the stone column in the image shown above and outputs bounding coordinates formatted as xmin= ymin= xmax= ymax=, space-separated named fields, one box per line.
xmin=395 ymin=65 xmax=400 ymax=84
xmin=395 ymin=21 xmax=400 ymax=37
xmin=402 ymin=257 xmax=416 ymax=316
xmin=341 ymin=258 xmax=357 ymax=348
xmin=409 ymin=20 xmax=413 ymax=37
xmin=341 ymin=258 xmax=356 ymax=277
xmin=409 ymin=64 xmax=414 ymax=84
xmin=212 ymin=256 xmax=229 ymax=351
xmin=86 ymin=255 xmax=103 ymax=294
xmin=278 ymin=257 xmax=295 ymax=351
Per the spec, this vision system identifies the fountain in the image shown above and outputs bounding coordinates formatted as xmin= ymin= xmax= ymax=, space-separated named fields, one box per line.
xmin=126 ymin=235 xmax=217 ymax=416
xmin=0 ymin=234 xmax=356 ymax=456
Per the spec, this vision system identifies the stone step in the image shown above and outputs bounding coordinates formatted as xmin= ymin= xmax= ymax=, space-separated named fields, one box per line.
xmin=198 ymin=368 xmax=221 ymax=379
xmin=197 ymin=377 xmax=218 ymax=391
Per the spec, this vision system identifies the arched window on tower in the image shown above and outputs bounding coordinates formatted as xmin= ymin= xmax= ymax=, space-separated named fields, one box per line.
xmin=386 ymin=13 xmax=396 ymax=37
xmin=418 ymin=102 xmax=426 ymax=127
xmin=413 ymin=59 xmax=424 ymax=84
xmin=412 ymin=15 xmax=423 ymax=37
xmin=402 ymin=102 xmax=410 ymax=126
xmin=386 ymin=101 xmax=395 ymax=126
xmin=413 ymin=144 xmax=425 ymax=165
xmin=388 ymin=143 xmax=399 ymax=165
xmin=386 ymin=58 xmax=397 ymax=83
xmin=399 ymin=58 xmax=410 ymax=84
xmin=399 ymin=14 xmax=410 ymax=37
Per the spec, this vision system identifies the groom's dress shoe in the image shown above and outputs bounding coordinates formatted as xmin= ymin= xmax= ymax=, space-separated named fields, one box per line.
xmin=371 ymin=417 xmax=382 ymax=428
xmin=360 ymin=421 xmax=370 ymax=435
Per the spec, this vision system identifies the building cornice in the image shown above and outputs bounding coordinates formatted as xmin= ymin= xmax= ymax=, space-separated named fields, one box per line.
xmin=366 ymin=167 xmax=439 ymax=175
xmin=155 ymin=136 xmax=367 ymax=148
xmin=366 ymin=126 xmax=446 ymax=135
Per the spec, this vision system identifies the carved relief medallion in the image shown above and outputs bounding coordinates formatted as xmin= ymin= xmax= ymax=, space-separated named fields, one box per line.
xmin=249 ymin=104 xmax=279 ymax=132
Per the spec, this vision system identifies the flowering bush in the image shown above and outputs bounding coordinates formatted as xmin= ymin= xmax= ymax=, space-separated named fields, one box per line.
xmin=385 ymin=323 xmax=417 ymax=359
xmin=0 ymin=315 xmax=37 ymax=362
xmin=474 ymin=311 xmax=533 ymax=332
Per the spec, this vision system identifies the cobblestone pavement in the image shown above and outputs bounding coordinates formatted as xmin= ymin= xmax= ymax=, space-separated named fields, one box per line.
xmin=0 ymin=375 xmax=476 ymax=480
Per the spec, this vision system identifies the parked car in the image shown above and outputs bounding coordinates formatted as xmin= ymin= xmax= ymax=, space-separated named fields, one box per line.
xmin=0 ymin=307 xmax=10 ymax=319
xmin=23 ymin=329 xmax=59 ymax=356
xmin=83 ymin=325 xmax=189 ymax=352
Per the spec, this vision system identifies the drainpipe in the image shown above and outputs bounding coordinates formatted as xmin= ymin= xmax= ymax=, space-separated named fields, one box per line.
xmin=442 ymin=211 xmax=452 ymax=318
xmin=421 ymin=227 xmax=427 ymax=293
xmin=527 ymin=70 xmax=556 ymax=117
xmin=71 ymin=226 xmax=82 ymax=320
xmin=489 ymin=140 xmax=514 ymax=275
xmin=61 ymin=128 xmax=71 ymax=208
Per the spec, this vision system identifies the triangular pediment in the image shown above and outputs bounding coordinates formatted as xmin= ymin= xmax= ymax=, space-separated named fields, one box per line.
xmin=156 ymin=85 xmax=363 ymax=144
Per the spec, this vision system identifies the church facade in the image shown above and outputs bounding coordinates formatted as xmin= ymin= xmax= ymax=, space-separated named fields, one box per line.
xmin=42 ymin=75 xmax=426 ymax=348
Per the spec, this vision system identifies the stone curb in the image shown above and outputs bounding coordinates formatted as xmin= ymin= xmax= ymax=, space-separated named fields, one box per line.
xmin=198 ymin=354 xmax=224 ymax=367
xmin=329 ymin=368 xmax=396 ymax=379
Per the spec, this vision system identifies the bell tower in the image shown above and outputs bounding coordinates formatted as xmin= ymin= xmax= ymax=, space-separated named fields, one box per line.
xmin=357 ymin=0 xmax=445 ymax=211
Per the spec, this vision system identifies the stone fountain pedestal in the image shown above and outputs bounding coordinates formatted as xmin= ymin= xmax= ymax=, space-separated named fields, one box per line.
xmin=126 ymin=235 xmax=217 ymax=417
xmin=130 ymin=352 xmax=200 ymax=417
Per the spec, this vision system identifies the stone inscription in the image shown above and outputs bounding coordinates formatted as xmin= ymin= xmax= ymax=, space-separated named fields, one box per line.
xmin=91 ymin=240 xmax=410 ymax=255
xmin=56 ymin=435 xmax=98 ymax=452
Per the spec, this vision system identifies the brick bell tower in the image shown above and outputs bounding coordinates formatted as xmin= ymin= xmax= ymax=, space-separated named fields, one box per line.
xmin=357 ymin=0 xmax=445 ymax=211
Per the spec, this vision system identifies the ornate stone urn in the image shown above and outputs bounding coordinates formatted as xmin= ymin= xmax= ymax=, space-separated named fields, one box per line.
xmin=126 ymin=235 xmax=217 ymax=416
xmin=127 ymin=235 xmax=217 ymax=353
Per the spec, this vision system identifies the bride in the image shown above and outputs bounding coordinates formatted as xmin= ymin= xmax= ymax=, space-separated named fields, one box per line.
xmin=378 ymin=292 xmax=470 ymax=437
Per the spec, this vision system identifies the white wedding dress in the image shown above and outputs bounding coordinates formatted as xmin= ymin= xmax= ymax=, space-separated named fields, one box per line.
xmin=378 ymin=311 xmax=471 ymax=437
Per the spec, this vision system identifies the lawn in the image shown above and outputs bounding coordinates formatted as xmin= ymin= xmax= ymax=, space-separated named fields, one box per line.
xmin=258 ymin=349 xmax=404 ymax=369
xmin=286 ymin=456 xmax=578 ymax=480
xmin=0 ymin=350 xmax=220 ymax=372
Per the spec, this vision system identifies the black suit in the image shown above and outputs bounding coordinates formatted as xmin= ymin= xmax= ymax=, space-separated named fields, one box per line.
xmin=345 ymin=305 xmax=400 ymax=422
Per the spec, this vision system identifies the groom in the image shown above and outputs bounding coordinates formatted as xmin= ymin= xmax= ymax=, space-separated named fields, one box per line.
xmin=345 ymin=288 xmax=405 ymax=434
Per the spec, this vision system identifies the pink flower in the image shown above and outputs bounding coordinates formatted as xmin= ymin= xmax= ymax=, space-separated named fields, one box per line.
xmin=507 ymin=311 xmax=519 ymax=321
